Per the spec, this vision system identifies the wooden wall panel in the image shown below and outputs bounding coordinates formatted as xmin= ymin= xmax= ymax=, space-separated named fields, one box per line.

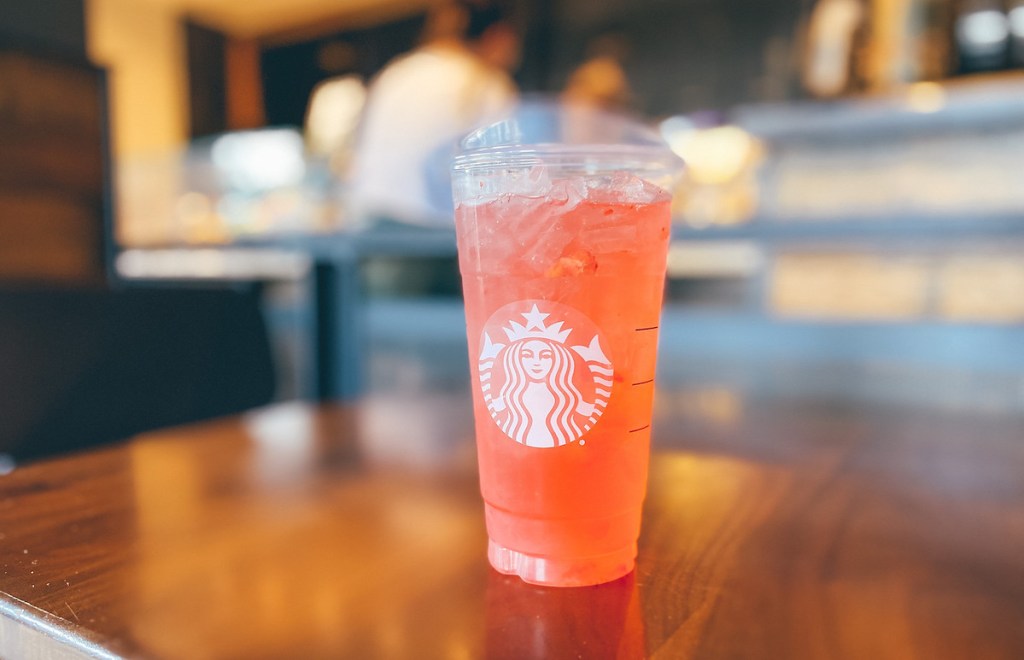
xmin=0 ymin=48 xmax=107 ymax=283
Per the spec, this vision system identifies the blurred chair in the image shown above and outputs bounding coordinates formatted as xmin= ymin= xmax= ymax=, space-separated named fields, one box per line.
xmin=0 ymin=286 xmax=276 ymax=462
xmin=0 ymin=40 xmax=276 ymax=462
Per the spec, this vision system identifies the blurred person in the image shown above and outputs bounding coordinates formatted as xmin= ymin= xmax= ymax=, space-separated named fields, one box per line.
xmin=304 ymin=74 xmax=368 ymax=169
xmin=348 ymin=1 xmax=520 ymax=226
xmin=801 ymin=0 xmax=867 ymax=97
xmin=562 ymin=34 xmax=633 ymax=111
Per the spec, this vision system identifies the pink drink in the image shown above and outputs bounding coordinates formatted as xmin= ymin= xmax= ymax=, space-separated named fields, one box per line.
xmin=455 ymin=175 xmax=672 ymax=586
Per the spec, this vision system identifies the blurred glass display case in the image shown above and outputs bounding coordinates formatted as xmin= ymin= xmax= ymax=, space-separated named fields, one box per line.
xmin=113 ymin=78 xmax=1024 ymax=412
xmin=658 ymin=75 xmax=1024 ymax=411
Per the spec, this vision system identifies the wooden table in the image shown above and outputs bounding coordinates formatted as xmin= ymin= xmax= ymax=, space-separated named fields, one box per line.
xmin=1 ymin=390 xmax=1022 ymax=659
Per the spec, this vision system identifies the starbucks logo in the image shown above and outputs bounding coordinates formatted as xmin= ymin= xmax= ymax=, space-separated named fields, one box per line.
xmin=477 ymin=301 xmax=613 ymax=448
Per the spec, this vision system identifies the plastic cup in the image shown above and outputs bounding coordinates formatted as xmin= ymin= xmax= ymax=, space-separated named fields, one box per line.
xmin=451 ymin=103 xmax=682 ymax=587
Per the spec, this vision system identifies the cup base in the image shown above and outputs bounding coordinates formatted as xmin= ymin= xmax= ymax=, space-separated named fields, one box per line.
xmin=487 ymin=539 xmax=636 ymax=587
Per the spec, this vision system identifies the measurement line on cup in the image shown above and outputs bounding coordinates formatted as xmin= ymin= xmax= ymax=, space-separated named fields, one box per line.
xmin=634 ymin=326 xmax=659 ymax=332
xmin=632 ymin=378 xmax=654 ymax=386
xmin=629 ymin=424 xmax=650 ymax=433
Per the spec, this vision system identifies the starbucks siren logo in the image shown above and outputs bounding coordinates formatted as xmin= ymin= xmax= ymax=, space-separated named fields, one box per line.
xmin=477 ymin=301 xmax=613 ymax=448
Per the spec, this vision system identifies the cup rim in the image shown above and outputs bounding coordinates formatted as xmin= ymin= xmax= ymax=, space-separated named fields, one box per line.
xmin=452 ymin=142 xmax=684 ymax=175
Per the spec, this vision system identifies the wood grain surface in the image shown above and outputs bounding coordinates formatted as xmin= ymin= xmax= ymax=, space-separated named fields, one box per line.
xmin=0 ymin=389 xmax=1022 ymax=659
xmin=0 ymin=48 xmax=107 ymax=284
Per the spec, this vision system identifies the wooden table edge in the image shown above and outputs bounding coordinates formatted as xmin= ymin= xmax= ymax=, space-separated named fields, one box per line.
xmin=0 ymin=591 xmax=126 ymax=660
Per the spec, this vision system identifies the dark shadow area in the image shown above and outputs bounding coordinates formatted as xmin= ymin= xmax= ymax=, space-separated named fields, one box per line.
xmin=0 ymin=286 xmax=276 ymax=462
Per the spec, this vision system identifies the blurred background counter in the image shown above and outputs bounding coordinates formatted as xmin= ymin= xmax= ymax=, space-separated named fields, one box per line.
xmin=661 ymin=76 xmax=1024 ymax=413
xmin=109 ymin=73 xmax=1024 ymax=413
xmin=4 ymin=0 xmax=1024 ymax=436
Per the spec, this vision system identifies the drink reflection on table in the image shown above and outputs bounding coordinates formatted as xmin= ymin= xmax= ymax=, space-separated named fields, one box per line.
xmin=485 ymin=570 xmax=646 ymax=659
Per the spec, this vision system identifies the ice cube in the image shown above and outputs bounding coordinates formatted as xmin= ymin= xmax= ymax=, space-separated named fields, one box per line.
xmin=584 ymin=172 xmax=670 ymax=205
xmin=516 ymin=196 xmax=582 ymax=275
xmin=612 ymin=171 xmax=648 ymax=202
xmin=456 ymin=165 xmax=554 ymax=207
xmin=582 ymin=220 xmax=637 ymax=255
xmin=472 ymin=193 xmax=576 ymax=275
xmin=548 ymin=178 xmax=589 ymax=210
xmin=506 ymin=165 xmax=554 ymax=198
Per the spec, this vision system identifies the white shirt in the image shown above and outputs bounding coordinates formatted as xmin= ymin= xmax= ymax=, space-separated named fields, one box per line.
xmin=348 ymin=43 xmax=516 ymax=225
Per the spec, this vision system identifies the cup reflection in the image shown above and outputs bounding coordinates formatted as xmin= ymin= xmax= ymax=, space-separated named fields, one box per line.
xmin=485 ymin=569 xmax=646 ymax=659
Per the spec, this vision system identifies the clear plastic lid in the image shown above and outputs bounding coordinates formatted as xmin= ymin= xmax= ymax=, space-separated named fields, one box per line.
xmin=452 ymin=101 xmax=684 ymax=190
